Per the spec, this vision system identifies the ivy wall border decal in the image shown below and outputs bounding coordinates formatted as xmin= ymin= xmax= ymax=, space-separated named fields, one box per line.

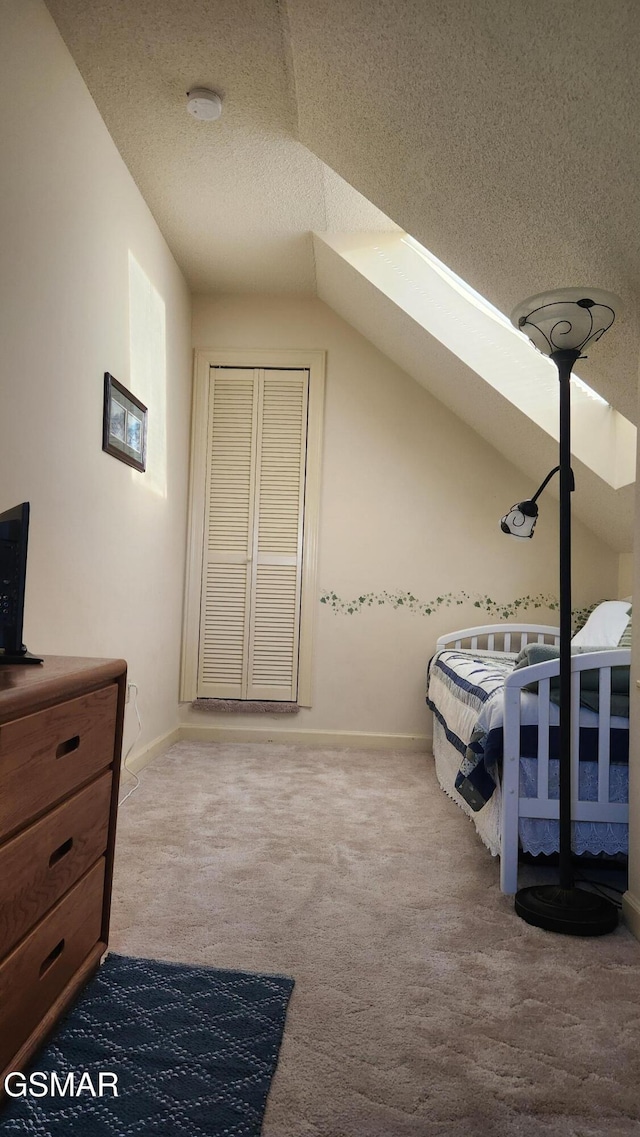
xmin=318 ymin=589 xmax=596 ymax=625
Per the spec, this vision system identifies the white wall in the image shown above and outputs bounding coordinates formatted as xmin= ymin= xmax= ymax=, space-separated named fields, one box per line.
xmin=0 ymin=1 xmax=192 ymax=757
xmin=184 ymin=294 xmax=619 ymax=742
xmin=618 ymin=552 xmax=634 ymax=599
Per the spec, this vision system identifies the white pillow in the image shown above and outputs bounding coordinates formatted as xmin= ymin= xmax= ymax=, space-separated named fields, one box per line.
xmin=571 ymin=600 xmax=632 ymax=647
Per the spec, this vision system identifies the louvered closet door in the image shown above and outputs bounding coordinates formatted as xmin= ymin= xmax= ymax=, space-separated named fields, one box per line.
xmin=197 ymin=367 xmax=309 ymax=701
xmin=247 ymin=370 xmax=308 ymax=700
xmin=198 ymin=369 xmax=258 ymax=697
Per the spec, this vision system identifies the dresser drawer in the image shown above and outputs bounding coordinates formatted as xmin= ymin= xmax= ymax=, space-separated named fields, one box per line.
xmin=0 ymin=685 xmax=117 ymax=840
xmin=0 ymin=773 xmax=112 ymax=958
xmin=0 ymin=858 xmax=105 ymax=1072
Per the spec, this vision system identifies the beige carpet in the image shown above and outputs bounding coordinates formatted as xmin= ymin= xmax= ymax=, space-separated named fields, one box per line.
xmin=111 ymin=742 xmax=640 ymax=1136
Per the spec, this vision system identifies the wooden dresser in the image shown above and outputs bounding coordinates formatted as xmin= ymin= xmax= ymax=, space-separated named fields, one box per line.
xmin=0 ymin=656 xmax=126 ymax=1083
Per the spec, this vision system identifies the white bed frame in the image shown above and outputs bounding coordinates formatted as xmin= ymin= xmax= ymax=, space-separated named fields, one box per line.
xmin=434 ymin=624 xmax=631 ymax=894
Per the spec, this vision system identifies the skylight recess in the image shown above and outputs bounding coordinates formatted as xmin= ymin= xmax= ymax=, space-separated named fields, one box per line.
xmin=315 ymin=230 xmax=635 ymax=489
xmin=403 ymin=235 xmax=609 ymax=406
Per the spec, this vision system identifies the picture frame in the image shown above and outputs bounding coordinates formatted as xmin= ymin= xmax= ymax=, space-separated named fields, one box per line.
xmin=102 ymin=373 xmax=147 ymax=473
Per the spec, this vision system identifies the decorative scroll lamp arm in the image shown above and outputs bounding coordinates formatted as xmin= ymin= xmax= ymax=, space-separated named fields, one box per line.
xmin=530 ymin=465 xmax=575 ymax=503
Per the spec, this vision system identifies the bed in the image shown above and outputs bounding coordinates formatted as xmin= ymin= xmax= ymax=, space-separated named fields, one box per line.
xmin=426 ymin=622 xmax=631 ymax=893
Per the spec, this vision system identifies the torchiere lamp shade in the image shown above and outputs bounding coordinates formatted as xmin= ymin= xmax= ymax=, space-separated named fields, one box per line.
xmin=511 ymin=288 xmax=619 ymax=357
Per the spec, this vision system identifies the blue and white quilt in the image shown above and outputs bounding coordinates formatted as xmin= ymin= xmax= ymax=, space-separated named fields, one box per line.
xmin=426 ymin=648 xmax=629 ymax=813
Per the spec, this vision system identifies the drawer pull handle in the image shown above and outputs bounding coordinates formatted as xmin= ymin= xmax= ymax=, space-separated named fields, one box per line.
xmin=39 ymin=938 xmax=65 ymax=978
xmin=49 ymin=837 xmax=73 ymax=867
xmin=56 ymin=735 xmax=80 ymax=759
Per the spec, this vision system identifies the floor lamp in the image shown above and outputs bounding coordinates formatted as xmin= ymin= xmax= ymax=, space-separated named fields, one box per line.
xmin=501 ymin=287 xmax=620 ymax=936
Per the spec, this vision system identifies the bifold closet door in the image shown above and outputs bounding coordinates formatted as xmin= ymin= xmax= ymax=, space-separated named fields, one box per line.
xmin=197 ymin=367 xmax=309 ymax=701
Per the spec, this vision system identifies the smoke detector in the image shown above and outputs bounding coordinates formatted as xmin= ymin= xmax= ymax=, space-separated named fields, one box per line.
xmin=186 ymin=88 xmax=223 ymax=121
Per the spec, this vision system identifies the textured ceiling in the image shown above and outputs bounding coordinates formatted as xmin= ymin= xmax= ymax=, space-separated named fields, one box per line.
xmin=44 ymin=0 xmax=640 ymax=414
xmin=43 ymin=0 xmax=637 ymax=549
xmin=282 ymin=0 xmax=640 ymax=424
xmin=43 ymin=0 xmax=397 ymax=293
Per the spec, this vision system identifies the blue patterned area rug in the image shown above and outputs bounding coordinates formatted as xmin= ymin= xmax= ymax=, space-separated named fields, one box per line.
xmin=0 ymin=953 xmax=294 ymax=1136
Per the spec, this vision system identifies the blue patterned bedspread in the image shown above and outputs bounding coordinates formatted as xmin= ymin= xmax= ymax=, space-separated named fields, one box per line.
xmin=426 ymin=649 xmax=629 ymax=812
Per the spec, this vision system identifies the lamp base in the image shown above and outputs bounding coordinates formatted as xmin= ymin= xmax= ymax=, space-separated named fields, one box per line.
xmin=514 ymin=885 xmax=618 ymax=936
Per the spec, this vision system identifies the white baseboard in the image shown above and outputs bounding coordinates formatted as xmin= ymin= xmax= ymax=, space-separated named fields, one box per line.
xmin=122 ymin=727 xmax=182 ymax=775
xmin=178 ymin=724 xmax=432 ymax=750
xmin=622 ymin=890 xmax=640 ymax=941
xmin=118 ymin=724 xmax=432 ymax=791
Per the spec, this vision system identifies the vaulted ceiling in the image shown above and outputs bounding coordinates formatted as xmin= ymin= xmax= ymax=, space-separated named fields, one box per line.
xmin=283 ymin=0 xmax=640 ymax=424
xmin=44 ymin=0 xmax=639 ymax=548
xmin=43 ymin=0 xmax=398 ymax=293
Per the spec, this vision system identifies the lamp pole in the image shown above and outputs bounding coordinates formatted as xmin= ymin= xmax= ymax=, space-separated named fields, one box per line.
xmin=506 ymin=288 xmax=620 ymax=935
xmin=554 ymin=347 xmax=581 ymax=893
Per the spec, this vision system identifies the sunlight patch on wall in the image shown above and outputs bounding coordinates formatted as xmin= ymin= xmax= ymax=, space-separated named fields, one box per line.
xmin=128 ymin=251 xmax=167 ymax=498
xmin=316 ymin=232 xmax=636 ymax=490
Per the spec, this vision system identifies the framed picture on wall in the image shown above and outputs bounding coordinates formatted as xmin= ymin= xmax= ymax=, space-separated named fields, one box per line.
xmin=102 ymin=373 xmax=147 ymax=472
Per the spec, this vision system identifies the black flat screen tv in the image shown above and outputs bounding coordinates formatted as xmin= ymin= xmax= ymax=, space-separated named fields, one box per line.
xmin=0 ymin=502 xmax=42 ymax=664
